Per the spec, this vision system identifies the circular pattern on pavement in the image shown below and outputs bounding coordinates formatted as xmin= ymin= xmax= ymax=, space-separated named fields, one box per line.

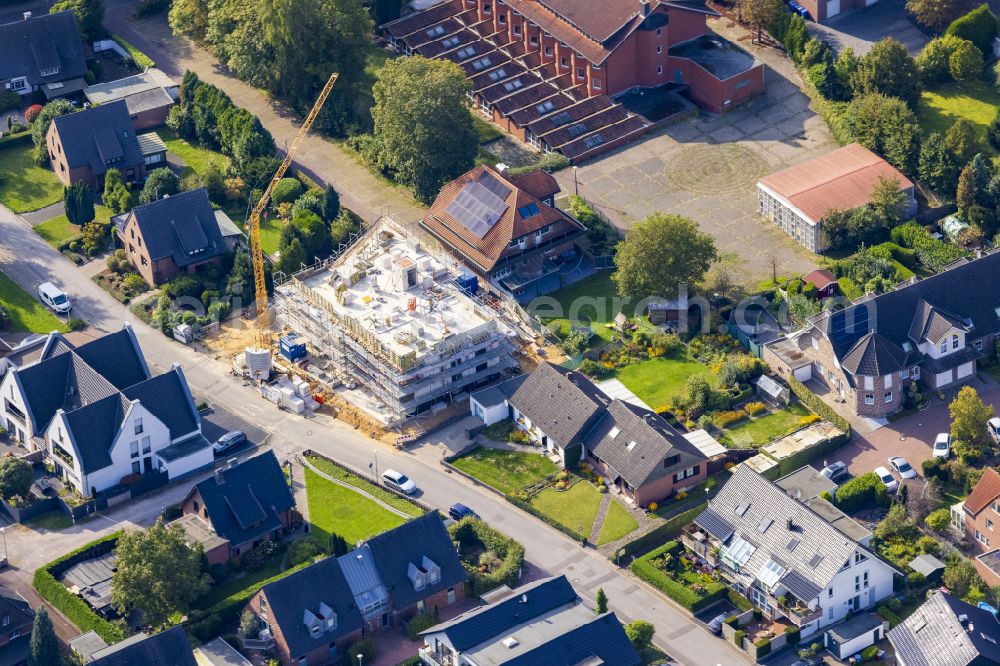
xmin=665 ymin=143 xmax=770 ymax=195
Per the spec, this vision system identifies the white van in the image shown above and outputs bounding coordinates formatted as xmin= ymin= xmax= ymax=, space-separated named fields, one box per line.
xmin=989 ymin=417 xmax=1000 ymax=444
xmin=37 ymin=282 xmax=71 ymax=314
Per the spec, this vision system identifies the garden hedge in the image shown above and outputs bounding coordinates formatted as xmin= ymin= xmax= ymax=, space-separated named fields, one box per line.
xmin=112 ymin=35 xmax=155 ymax=69
xmin=835 ymin=472 xmax=887 ymax=513
xmin=630 ymin=542 xmax=726 ymax=612
xmin=754 ymin=638 xmax=772 ymax=657
xmin=618 ymin=503 xmax=707 ymax=559
xmin=787 ymin=376 xmax=851 ymax=433
xmin=878 ymin=604 xmax=902 ymax=626
xmin=449 ymin=517 xmax=525 ymax=594
xmin=785 ymin=626 xmax=801 ymax=644
xmin=33 ymin=532 xmax=126 ymax=644
xmin=734 ymin=629 xmax=747 ymax=646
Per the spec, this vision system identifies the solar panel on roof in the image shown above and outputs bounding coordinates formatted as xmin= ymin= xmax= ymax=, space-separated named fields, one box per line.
xmin=445 ymin=181 xmax=509 ymax=238
xmin=518 ymin=203 xmax=539 ymax=219
xmin=551 ymin=112 xmax=571 ymax=127
xmin=568 ymin=123 xmax=587 ymax=138
xmin=477 ymin=171 xmax=512 ymax=200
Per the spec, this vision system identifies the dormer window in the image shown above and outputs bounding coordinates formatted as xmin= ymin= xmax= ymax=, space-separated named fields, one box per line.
xmin=952 ymin=334 xmax=959 ymax=350
xmin=940 ymin=340 xmax=947 ymax=354
xmin=408 ymin=556 xmax=441 ymax=590
xmin=39 ymin=67 xmax=59 ymax=76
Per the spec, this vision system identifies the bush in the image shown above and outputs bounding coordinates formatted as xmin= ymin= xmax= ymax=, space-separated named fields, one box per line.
xmin=406 ymin=610 xmax=439 ymax=641
xmin=272 ymin=178 xmax=304 ymax=205
xmin=946 ymin=4 xmax=999 ymax=54
xmin=787 ymin=376 xmax=851 ymax=433
xmin=835 ymin=472 xmax=886 ymax=513
xmin=122 ymin=273 xmax=148 ymax=297
xmin=284 ymin=537 xmax=321 ymax=568
xmin=907 ymin=571 xmax=927 ymax=588
xmin=734 ymin=629 xmax=746 ymax=646
xmin=785 ymin=626 xmax=801 ymax=644
xmin=23 ymin=104 xmax=43 ymax=124
xmin=630 ymin=542 xmax=727 ymax=611
xmin=949 ymin=40 xmax=985 ymax=80
xmin=878 ymin=604 xmax=902 ymax=626
xmin=165 ymin=275 xmax=201 ymax=299
xmin=754 ymin=638 xmax=772 ymax=657
xmin=712 ymin=410 xmax=746 ymax=429
xmin=449 ymin=518 xmax=525 ymax=594
xmin=112 ymin=35 xmax=155 ymax=69
xmin=0 ymin=90 xmax=20 ymax=114
xmin=344 ymin=639 xmax=375 ymax=666
xmin=925 ymin=507 xmax=951 ymax=531
xmin=625 ymin=620 xmax=655 ymax=650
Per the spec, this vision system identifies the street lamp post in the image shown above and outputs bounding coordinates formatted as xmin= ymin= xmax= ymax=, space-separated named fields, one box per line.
xmin=357 ymin=654 xmax=364 ymax=666
xmin=1 ymin=527 xmax=8 ymax=566
xmin=573 ymin=166 xmax=578 ymax=196
xmin=372 ymin=449 xmax=379 ymax=482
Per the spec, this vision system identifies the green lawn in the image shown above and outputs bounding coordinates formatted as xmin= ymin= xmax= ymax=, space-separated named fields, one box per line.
xmin=533 ymin=272 xmax=636 ymax=345
xmin=27 ymin=511 xmax=73 ymax=530
xmin=236 ymin=213 xmax=283 ymax=256
xmin=529 ymin=482 xmax=603 ymax=538
xmin=0 ymin=272 xmax=67 ymax=333
xmin=918 ymin=80 xmax=1000 ymax=155
xmin=305 ymin=467 xmax=407 ymax=548
xmin=0 ymin=142 xmax=65 ymax=213
xmin=35 ymin=205 xmax=114 ymax=249
xmin=719 ymin=402 xmax=811 ymax=448
xmin=451 ymin=447 xmax=558 ymax=494
xmin=615 ymin=354 xmax=714 ymax=411
xmin=192 ymin=556 xmax=283 ymax=610
xmin=596 ymin=499 xmax=639 ymax=546
xmin=156 ymin=129 xmax=229 ymax=177
xmin=305 ymin=454 xmax=424 ymax=518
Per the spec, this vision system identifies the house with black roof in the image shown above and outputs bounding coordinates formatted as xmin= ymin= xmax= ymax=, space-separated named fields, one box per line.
xmin=0 ymin=586 xmax=34 ymax=666
xmin=470 ymin=362 xmax=709 ymax=506
xmin=180 ymin=451 xmax=295 ymax=563
xmin=46 ymin=100 xmax=166 ymax=188
xmin=888 ymin=591 xmax=1000 ymax=666
xmin=0 ymin=11 xmax=87 ymax=100
xmin=114 ymin=188 xmax=233 ymax=286
xmin=763 ymin=250 xmax=1000 ymax=418
xmin=681 ymin=465 xmax=897 ymax=640
xmin=419 ymin=575 xmax=640 ymax=666
xmin=242 ymin=512 xmax=466 ymax=666
xmin=0 ymin=324 xmax=213 ymax=499
xmin=89 ymin=626 xmax=197 ymax=666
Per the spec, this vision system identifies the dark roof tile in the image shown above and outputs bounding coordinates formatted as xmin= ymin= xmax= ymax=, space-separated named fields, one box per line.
xmin=51 ymin=101 xmax=144 ymax=176
xmin=0 ymin=11 xmax=86 ymax=88
xmin=125 ymin=189 xmax=227 ymax=270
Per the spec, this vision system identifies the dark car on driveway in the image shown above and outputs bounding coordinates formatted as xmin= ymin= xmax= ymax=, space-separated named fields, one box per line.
xmin=213 ymin=430 xmax=247 ymax=456
xmin=707 ymin=610 xmax=737 ymax=634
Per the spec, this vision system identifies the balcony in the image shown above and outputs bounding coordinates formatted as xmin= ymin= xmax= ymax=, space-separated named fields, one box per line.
xmin=3 ymin=401 xmax=25 ymax=428
xmin=770 ymin=594 xmax=823 ymax=626
xmin=419 ymin=645 xmax=457 ymax=666
xmin=681 ymin=524 xmax=719 ymax=565
xmin=241 ymin=627 xmax=276 ymax=651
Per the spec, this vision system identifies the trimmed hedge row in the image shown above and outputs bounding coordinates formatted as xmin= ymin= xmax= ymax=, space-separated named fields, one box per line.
xmin=835 ymin=471 xmax=888 ymax=513
xmin=449 ymin=517 xmax=524 ymax=595
xmin=787 ymin=376 xmax=851 ymax=434
xmin=111 ymin=35 xmax=155 ymax=69
xmin=619 ymin=503 xmax=707 ymax=559
xmin=630 ymin=541 xmax=727 ymax=612
xmin=33 ymin=532 xmax=126 ymax=644
xmin=0 ymin=131 xmax=32 ymax=150
xmin=877 ymin=604 xmax=902 ymax=627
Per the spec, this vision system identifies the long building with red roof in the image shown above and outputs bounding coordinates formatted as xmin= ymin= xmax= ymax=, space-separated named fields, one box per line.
xmin=382 ymin=0 xmax=764 ymax=161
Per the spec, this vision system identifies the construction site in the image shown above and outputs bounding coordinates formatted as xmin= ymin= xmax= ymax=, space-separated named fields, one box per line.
xmin=274 ymin=217 xmax=525 ymax=426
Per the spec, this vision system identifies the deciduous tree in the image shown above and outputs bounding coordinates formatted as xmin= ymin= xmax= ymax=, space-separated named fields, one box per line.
xmin=111 ymin=518 xmax=212 ymax=627
xmin=907 ymin=0 xmax=970 ymax=31
xmin=139 ymin=168 xmax=180 ymax=204
xmin=625 ymin=620 xmax=655 ymax=650
xmin=918 ymin=131 xmax=960 ymax=194
xmin=950 ymin=385 xmax=996 ymax=445
xmin=850 ymin=38 xmax=922 ymax=108
xmin=611 ymin=213 xmax=718 ymax=301
xmin=51 ymin=0 xmax=104 ymax=41
xmin=739 ymin=0 xmax=781 ymax=44
xmin=371 ymin=56 xmax=477 ymax=203
xmin=844 ymin=93 xmax=921 ymax=174
xmin=945 ymin=119 xmax=980 ymax=165
xmin=949 ymin=39 xmax=984 ymax=80
xmin=0 ymin=458 xmax=32 ymax=500
xmin=957 ymin=165 xmax=976 ymax=215
xmin=869 ymin=175 xmax=910 ymax=227
xmin=30 ymin=99 xmax=75 ymax=164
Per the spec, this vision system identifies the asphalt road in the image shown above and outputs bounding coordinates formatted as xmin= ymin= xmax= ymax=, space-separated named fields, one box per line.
xmin=0 ymin=199 xmax=750 ymax=665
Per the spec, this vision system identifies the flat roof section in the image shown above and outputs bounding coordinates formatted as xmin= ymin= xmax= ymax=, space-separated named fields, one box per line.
xmin=670 ymin=33 xmax=757 ymax=80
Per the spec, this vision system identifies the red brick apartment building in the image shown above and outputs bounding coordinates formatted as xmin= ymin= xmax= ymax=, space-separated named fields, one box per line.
xmin=382 ymin=0 xmax=764 ymax=161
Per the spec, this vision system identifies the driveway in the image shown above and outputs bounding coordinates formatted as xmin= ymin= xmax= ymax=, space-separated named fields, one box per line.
xmin=825 ymin=380 xmax=1000 ymax=480
xmin=809 ymin=0 xmax=929 ymax=55
xmin=558 ymin=17 xmax=838 ymax=287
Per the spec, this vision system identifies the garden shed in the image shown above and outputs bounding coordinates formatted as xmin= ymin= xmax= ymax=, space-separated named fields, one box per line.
xmin=755 ymin=375 xmax=790 ymax=406
xmin=908 ymin=553 xmax=945 ymax=581
xmin=824 ymin=613 xmax=886 ymax=660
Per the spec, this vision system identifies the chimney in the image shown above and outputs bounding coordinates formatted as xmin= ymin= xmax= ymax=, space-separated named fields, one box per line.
xmin=214 ymin=468 xmax=225 ymax=484
xmin=640 ymin=0 xmax=650 ymax=16
xmin=23 ymin=11 xmax=32 ymax=20
xmin=787 ymin=517 xmax=794 ymax=530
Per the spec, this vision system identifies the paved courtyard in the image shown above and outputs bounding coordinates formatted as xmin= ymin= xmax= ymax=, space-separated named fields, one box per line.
xmin=556 ymin=18 xmax=839 ymax=286
xmin=809 ymin=0 xmax=929 ymax=56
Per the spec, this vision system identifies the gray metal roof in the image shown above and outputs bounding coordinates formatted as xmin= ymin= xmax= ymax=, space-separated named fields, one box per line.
xmin=136 ymin=130 xmax=168 ymax=156
xmin=471 ymin=373 xmax=527 ymax=407
xmin=84 ymin=69 xmax=177 ymax=105
xmin=776 ymin=466 xmax=837 ymax=502
xmin=51 ymin=101 xmax=144 ymax=175
xmin=338 ymin=544 xmax=389 ymax=613
xmin=908 ymin=553 xmax=946 ymax=577
xmin=888 ymin=592 xmax=1000 ymax=666
xmin=69 ymin=631 xmax=110 ymax=661
xmin=0 ymin=11 xmax=86 ymax=88
xmin=89 ymin=626 xmax=196 ymax=666
xmin=827 ymin=612 xmax=884 ymax=643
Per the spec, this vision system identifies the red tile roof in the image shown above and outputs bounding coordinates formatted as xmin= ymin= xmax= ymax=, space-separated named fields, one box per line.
xmin=966 ymin=468 xmax=1000 ymax=515
xmin=421 ymin=165 xmax=583 ymax=272
xmin=511 ymin=170 xmax=560 ymax=200
xmin=758 ymin=143 xmax=914 ymax=225
xmin=802 ymin=269 xmax=837 ymax=290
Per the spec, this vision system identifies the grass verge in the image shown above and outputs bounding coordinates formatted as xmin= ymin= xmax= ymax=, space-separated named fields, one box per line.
xmin=305 ymin=454 xmax=424 ymax=518
xmin=304 ymin=467 xmax=406 ymax=548
xmin=0 ymin=271 xmax=68 ymax=333
xmin=35 ymin=205 xmax=114 ymax=249
xmin=0 ymin=142 xmax=64 ymax=213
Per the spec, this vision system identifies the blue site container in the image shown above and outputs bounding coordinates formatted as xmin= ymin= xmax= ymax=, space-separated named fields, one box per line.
xmin=279 ymin=333 xmax=307 ymax=362
xmin=456 ymin=272 xmax=479 ymax=296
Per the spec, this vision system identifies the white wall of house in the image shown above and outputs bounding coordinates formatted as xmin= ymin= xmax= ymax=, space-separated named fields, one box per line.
xmin=0 ymin=371 xmax=34 ymax=446
xmin=510 ymin=405 xmax=564 ymax=463
xmin=818 ymin=550 xmax=894 ymax=629
xmin=47 ymin=411 xmax=91 ymax=494
xmin=921 ymin=328 xmax=965 ymax=359
xmin=469 ymin=396 xmax=508 ymax=426
xmin=158 ymin=443 xmax=213 ymax=479
xmin=827 ymin=622 xmax=886 ymax=659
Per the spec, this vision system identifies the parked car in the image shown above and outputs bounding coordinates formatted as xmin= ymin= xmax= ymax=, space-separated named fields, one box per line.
xmin=989 ymin=417 xmax=1000 ymax=444
xmin=448 ymin=503 xmax=479 ymax=522
xmin=874 ymin=466 xmax=899 ymax=494
xmin=213 ymin=430 xmax=247 ymax=456
xmin=707 ymin=610 xmax=737 ymax=634
xmin=933 ymin=433 xmax=951 ymax=459
xmin=38 ymin=282 xmax=71 ymax=314
xmin=820 ymin=461 xmax=849 ymax=484
xmin=382 ymin=469 xmax=417 ymax=494
xmin=888 ymin=456 xmax=917 ymax=479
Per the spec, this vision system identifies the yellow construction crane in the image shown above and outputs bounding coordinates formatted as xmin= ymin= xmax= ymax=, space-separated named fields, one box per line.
xmin=247 ymin=72 xmax=339 ymax=350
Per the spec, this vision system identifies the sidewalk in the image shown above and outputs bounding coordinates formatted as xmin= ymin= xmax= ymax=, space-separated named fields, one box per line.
xmin=102 ymin=0 xmax=426 ymax=226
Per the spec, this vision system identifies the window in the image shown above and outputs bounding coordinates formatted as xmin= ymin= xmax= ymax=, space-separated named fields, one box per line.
xmin=656 ymin=28 xmax=662 ymax=36
xmin=976 ymin=340 xmax=984 ymax=350
xmin=193 ymin=500 xmax=199 ymax=513
xmin=534 ymin=225 xmax=550 ymax=237
xmin=560 ymin=57 xmax=569 ymax=69
xmin=513 ymin=23 xmax=521 ymax=35
xmin=863 ymin=571 xmax=869 ymax=588
xmin=441 ymin=36 xmax=460 ymax=48
xmin=828 ymin=588 xmax=834 ymax=598
xmin=940 ymin=340 xmax=948 ymax=354
xmin=130 ymin=441 xmax=139 ymax=458
xmin=1 ymin=615 xmax=8 ymax=627
xmin=953 ymin=334 xmax=960 ymax=349
xmin=544 ymin=45 xmax=553 ymax=56
xmin=132 ymin=461 xmax=141 ymax=474
xmin=855 ymin=575 xmax=860 ymax=592
xmin=498 ymin=13 xmax=506 ymax=23
xmin=457 ymin=46 xmax=476 ymax=59
xmin=863 ymin=376 xmax=874 ymax=390
xmin=142 ymin=436 xmax=151 ymax=454
xmin=536 ymin=100 xmax=555 ymax=114
xmin=134 ymin=418 xmax=143 ymax=435
xmin=425 ymin=24 xmax=445 ymax=37
xmin=593 ymin=79 xmax=602 ymax=90
xmin=977 ymin=529 xmax=990 ymax=546
xmin=988 ymin=518 xmax=994 ymax=531
xmin=664 ymin=454 xmax=680 ymax=468
xmin=884 ymin=391 xmax=893 ymax=403
xmin=657 ymin=66 xmax=663 ymax=74
xmin=913 ymin=366 xmax=920 ymax=379
xmin=854 ymin=552 xmax=868 ymax=564
xmin=865 ymin=393 xmax=874 ymax=405
xmin=482 ymin=2 xmax=490 ymax=12
xmin=900 ymin=368 xmax=909 ymax=379
xmin=9 ymin=78 xmax=26 ymax=92
xmin=656 ymin=46 xmax=662 ymax=54
xmin=8 ymin=630 xmax=19 ymax=640
xmin=583 ymin=134 xmax=604 ymax=149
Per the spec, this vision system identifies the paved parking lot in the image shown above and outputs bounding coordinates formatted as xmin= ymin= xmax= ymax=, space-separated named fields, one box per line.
xmin=809 ymin=0 xmax=929 ymax=56
xmin=820 ymin=381 xmax=1000 ymax=481
xmin=200 ymin=404 xmax=269 ymax=455
xmin=562 ymin=18 xmax=838 ymax=286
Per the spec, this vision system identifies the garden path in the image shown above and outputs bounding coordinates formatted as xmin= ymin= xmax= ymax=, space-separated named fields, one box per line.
xmin=298 ymin=454 xmax=411 ymax=519
xmin=596 ymin=498 xmax=665 ymax=558
xmin=587 ymin=493 xmax=613 ymax=543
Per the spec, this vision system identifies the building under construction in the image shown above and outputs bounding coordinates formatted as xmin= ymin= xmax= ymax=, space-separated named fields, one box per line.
xmin=274 ymin=218 xmax=519 ymax=425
